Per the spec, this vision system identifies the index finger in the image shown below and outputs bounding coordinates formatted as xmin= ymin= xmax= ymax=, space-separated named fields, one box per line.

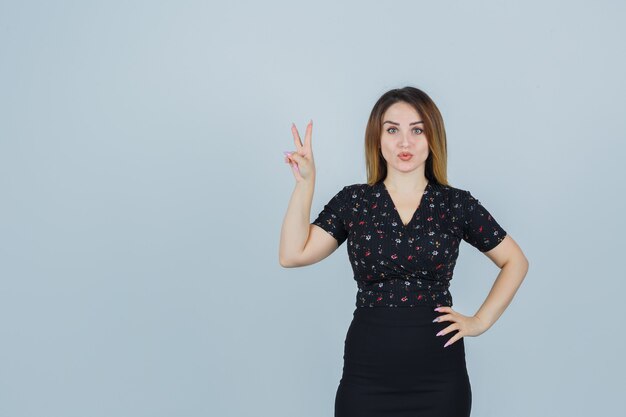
xmin=291 ymin=123 xmax=303 ymax=150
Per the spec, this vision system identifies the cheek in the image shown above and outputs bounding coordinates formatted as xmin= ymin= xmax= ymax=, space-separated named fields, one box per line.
xmin=380 ymin=142 xmax=394 ymax=156
xmin=417 ymin=139 xmax=429 ymax=155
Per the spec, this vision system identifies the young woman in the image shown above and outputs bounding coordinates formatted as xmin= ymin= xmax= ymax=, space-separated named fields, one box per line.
xmin=279 ymin=86 xmax=529 ymax=417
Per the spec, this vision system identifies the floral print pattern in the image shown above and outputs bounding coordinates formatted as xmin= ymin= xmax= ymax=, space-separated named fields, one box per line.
xmin=312 ymin=181 xmax=507 ymax=308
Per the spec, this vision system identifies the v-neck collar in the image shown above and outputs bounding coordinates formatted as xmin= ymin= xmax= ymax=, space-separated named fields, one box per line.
xmin=379 ymin=180 xmax=431 ymax=228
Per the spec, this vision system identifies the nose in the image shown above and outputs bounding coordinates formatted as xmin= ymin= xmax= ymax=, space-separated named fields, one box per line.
xmin=400 ymin=131 xmax=410 ymax=148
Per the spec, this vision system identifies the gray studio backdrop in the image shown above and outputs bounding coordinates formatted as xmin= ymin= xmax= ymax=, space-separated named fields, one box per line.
xmin=1 ymin=1 xmax=625 ymax=416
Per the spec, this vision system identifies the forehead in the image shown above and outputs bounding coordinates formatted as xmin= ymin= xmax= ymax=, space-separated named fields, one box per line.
xmin=382 ymin=101 xmax=421 ymax=121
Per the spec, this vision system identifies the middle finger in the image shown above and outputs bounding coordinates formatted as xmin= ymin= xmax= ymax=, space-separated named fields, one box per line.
xmin=433 ymin=313 xmax=453 ymax=323
xmin=303 ymin=119 xmax=312 ymax=149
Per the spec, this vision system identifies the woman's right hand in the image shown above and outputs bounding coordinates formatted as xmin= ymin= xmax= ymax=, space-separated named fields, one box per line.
xmin=284 ymin=120 xmax=316 ymax=183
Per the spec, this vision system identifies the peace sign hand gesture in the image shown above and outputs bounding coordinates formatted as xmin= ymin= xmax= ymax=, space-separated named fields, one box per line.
xmin=283 ymin=120 xmax=316 ymax=183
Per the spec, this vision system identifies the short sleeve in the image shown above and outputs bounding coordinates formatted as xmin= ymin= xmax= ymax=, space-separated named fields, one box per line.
xmin=461 ymin=190 xmax=507 ymax=252
xmin=311 ymin=185 xmax=350 ymax=246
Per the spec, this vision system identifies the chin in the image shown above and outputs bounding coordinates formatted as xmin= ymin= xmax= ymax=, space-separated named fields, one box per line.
xmin=397 ymin=164 xmax=420 ymax=171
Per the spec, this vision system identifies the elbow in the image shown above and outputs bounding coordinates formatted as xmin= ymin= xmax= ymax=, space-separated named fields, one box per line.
xmin=279 ymin=245 xmax=305 ymax=268
xmin=524 ymin=256 xmax=530 ymax=275
xmin=518 ymin=251 xmax=530 ymax=271
xmin=511 ymin=253 xmax=530 ymax=277
xmin=280 ymin=255 xmax=306 ymax=268
xmin=279 ymin=255 xmax=296 ymax=268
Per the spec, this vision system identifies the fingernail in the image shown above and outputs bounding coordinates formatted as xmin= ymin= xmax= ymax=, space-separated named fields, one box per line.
xmin=444 ymin=342 xmax=449 ymax=348
xmin=436 ymin=331 xmax=442 ymax=336
xmin=432 ymin=318 xmax=438 ymax=322
xmin=434 ymin=308 xmax=439 ymax=312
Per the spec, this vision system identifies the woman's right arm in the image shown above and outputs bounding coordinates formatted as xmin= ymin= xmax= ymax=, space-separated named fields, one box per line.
xmin=279 ymin=179 xmax=340 ymax=267
xmin=278 ymin=121 xmax=341 ymax=267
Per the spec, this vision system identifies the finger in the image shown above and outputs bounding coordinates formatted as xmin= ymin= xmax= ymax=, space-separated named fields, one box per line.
xmin=436 ymin=323 xmax=459 ymax=337
xmin=444 ymin=333 xmax=463 ymax=348
xmin=289 ymin=160 xmax=301 ymax=177
xmin=303 ymin=119 xmax=312 ymax=149
xmin=283 ymin=150 xmax=295 ymax=163
xmin=289 ymin=153 xmax=305 ymax=174
xmin=291 ymin=122 xmax=304 ymax=150
xmin=433 ymin=313 xmax=454 ymax=323
xmin=434 ymin=306 xmax=452 ymax=313
xmin=284 ymin=150 xmax=298 ymax=161
xmin=287 ymin=155 xmax=301 ymax=174
xmin=289 ymin=152 xmax=304 ymax=163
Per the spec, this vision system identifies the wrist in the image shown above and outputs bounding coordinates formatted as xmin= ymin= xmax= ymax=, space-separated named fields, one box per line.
xmin=473 ymin=314 xmax=492 ymax=331
xmin=296 ymin=176 xmax=315 ymax=188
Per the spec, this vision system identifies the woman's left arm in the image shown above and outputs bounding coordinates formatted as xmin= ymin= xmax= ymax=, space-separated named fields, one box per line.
xmin=472 ymin=234 xmax=529 ymax=330
xmin=434 ymin=235 xmax=529 ymax=347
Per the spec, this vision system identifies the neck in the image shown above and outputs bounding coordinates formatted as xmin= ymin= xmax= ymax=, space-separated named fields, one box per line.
xmin=383 ymin=176 xmax=429 ymax=193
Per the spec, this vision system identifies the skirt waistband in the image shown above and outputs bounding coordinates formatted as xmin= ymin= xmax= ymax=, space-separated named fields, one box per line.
xmin=353 ymin=305 xmax=446 ymax=327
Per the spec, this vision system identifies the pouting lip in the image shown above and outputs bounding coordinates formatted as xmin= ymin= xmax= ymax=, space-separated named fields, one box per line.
xmin=398 ymin=152 xmax=413 ymax=157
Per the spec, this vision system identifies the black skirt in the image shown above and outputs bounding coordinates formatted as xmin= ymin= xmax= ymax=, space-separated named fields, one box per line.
xmin=335 ymin=306 xmax=472 ymax=417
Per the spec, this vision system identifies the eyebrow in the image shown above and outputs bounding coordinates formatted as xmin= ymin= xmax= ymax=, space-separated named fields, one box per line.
xmin=382 ymin=121 xmax=424 ymax=126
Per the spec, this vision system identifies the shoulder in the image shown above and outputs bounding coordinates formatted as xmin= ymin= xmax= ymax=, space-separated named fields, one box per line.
xmin=431 ymin=182 xmax=469 ymax=195
xmin=428 ymin=182 xmax=471 ymax=206
xmin=428 ymin=183 xmax=488 ymax=223
xmin=336 ymin=183 xmax=374 ymax=197
xmin=440 ymin=184 xmax=492 ymax=209
xmin=339 ymin=182 xmax=473 ymax=199
xmin=335 ymin=183 xmax=376 ymax=212
xmin=321 ymin=183 xmax=369 ymax=206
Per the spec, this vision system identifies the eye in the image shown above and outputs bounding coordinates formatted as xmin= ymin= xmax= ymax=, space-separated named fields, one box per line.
xmin=385 ymin=127 xmax=424 ymax=134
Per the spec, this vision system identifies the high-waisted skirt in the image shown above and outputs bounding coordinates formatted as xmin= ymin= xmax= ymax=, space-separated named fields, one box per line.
xmin=335 ymin=306 xmax=472 ymax=417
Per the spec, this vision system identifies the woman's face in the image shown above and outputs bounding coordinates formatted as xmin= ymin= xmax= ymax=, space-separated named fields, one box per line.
xmin=379 ymin=101 xmax=429 ymax=175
